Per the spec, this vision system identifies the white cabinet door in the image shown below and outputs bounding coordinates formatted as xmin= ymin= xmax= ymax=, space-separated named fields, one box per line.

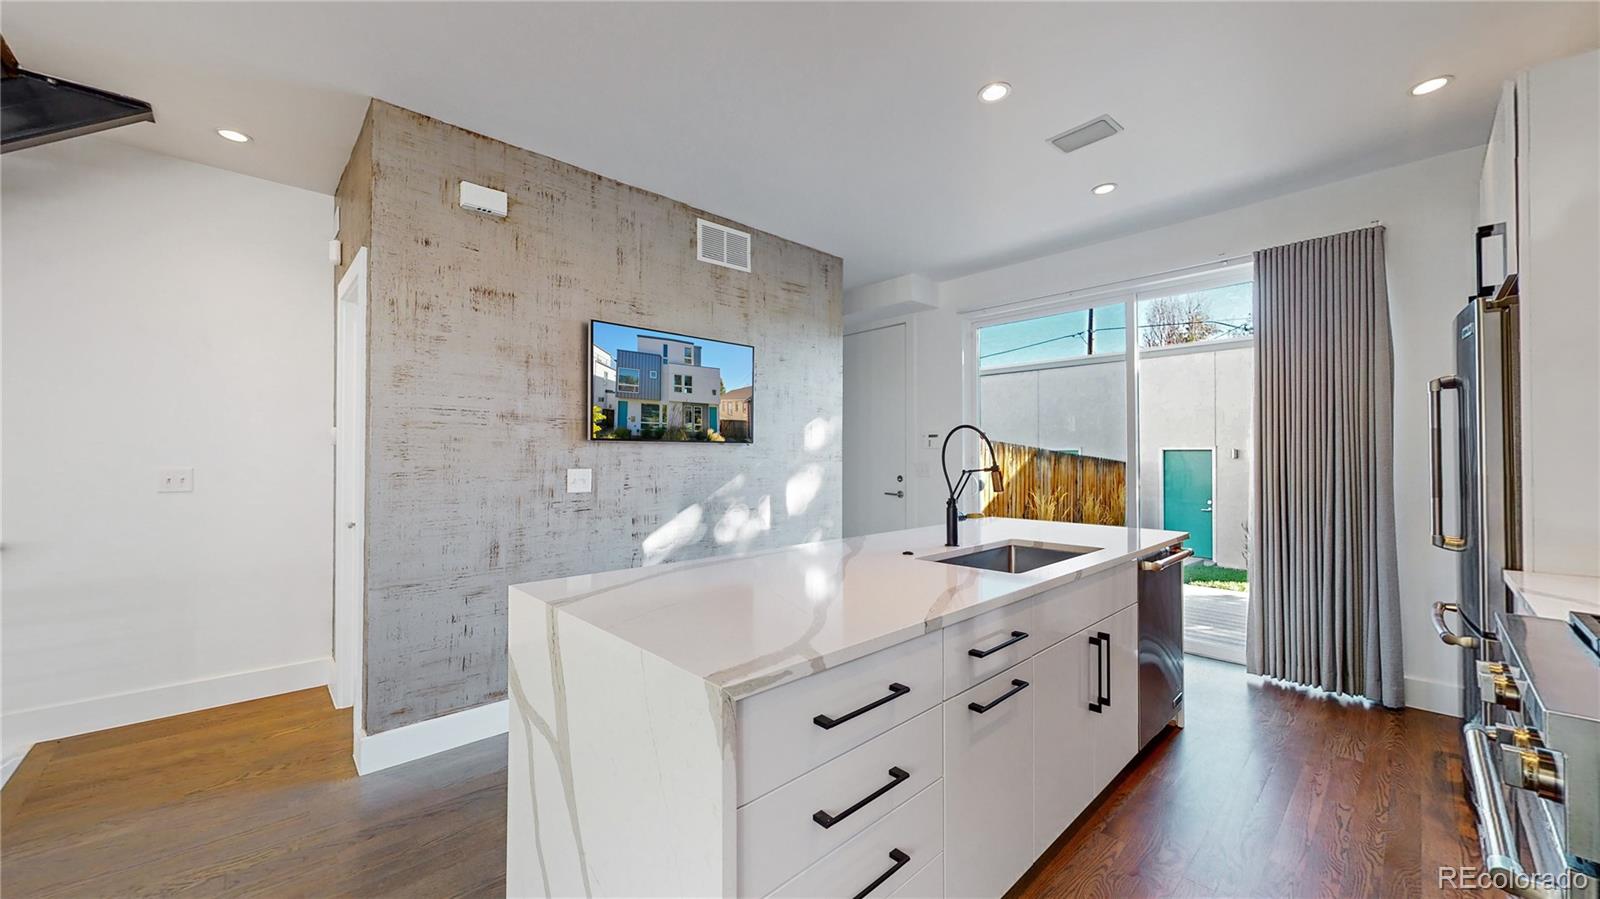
xmin=1091 ymin=605 xmax=1140 ymax=791
xmin=943 ymin=660 xmax=1035 ymax=899
xmin=1030 ymin=632 xmax=1096 ymax=852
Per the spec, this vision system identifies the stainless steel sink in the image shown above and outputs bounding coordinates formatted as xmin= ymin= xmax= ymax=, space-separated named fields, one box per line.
xmin=931 ymin=542 xmax=1094 ymax=573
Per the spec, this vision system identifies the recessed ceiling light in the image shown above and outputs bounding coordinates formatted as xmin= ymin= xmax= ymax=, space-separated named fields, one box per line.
xmin=977 ymin=81 xmax=1012 ymax=103
xmin=1091 ymin=182 xmax=1118 ymax=196
xmin=216 ymin=129 xmax=251 ymax=143
xmin=1410 ymin=76 xmax=1452 ymax=96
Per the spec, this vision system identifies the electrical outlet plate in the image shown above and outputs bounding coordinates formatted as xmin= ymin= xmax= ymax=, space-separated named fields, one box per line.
xmin=158 ymin=467 xmax=194 ymax=493
xmin=566 ymin=468 xmax=592 ymax=494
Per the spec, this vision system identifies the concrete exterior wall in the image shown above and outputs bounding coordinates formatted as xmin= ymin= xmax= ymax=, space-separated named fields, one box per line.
xmin=343 ymin=101 xmax=843 ymax=734
xmin=979 ymin=342 xmax=1253 ymax=567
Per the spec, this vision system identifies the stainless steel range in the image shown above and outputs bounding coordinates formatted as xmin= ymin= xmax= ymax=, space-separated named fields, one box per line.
xmin=1464 ymin=612 xmax=1599 ymax=898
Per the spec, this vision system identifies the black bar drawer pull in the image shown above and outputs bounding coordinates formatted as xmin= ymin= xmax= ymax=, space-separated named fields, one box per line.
xmin=1099 ymin=631 xmax=1111 ymax=708
xmin=852 ymin=848 xmax=911 ymax=899
xmin=968 ymin=678 xmax=1029 ymax=713
xmin=812 ymin=766 xmax=910 ymax=829
xmin=968 ymin=630 xmax=1028 ymax=658
xmin=1088 ymin=635 xmax=1103 ymax=713
xmin=813 ymin=683 xmax=910 ymax=730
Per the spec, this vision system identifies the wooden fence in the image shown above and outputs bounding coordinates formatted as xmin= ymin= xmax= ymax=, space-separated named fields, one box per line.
xmin=979 ymin=441 xmax=1127 ymax=526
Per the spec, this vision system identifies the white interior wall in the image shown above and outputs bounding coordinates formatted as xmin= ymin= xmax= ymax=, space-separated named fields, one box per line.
xmin=848 ymin=146 xmax=1483 ymax=715
xmin=1 ymin=138 xmax=335 ymax=760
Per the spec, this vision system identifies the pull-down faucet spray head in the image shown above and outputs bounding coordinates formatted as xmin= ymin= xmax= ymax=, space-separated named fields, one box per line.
xmin=941 ymin=425 xmax=1004 ymax=547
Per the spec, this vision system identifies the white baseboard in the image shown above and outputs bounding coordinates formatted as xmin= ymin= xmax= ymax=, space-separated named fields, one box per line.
xmin=1405 ymin=674 xmax=1463 ymax=717
xmin=354 ymin=700 xmax=508 ymax=775
xmin=1 ymin=657 xmax=334 ymax=758
xmin=1 ymin=745 xmax=33 ymax=789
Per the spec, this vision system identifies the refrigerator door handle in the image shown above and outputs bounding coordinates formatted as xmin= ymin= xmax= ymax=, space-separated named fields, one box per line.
xmin=1429 ymin=376 xmax=1469 ymax=552
xmin=1432 ymin=602 xmax=1479 ymax=649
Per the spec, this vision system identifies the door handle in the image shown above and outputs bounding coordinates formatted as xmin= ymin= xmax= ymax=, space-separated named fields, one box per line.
xmin=883 ymin=490 xmax=904 ymax=498
xmin=1432 ymin=602 xmax=1479 ymax=649
xmin=1099 ymin=631 xmax=1111 ymax=708
xmin=1201 ymin=500 xmax=1213 ymax=513
xmin=1088 ymin=634 xmax=1103 ymax=713
xmin=1429 ymin=376 xmax=1468 ymax=552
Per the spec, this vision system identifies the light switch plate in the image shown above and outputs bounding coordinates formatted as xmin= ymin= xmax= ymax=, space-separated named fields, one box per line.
xmin=566 ymin=468 xmax=592 ymax=494
xmin=158 ymin=467 xmax=194 ymax=493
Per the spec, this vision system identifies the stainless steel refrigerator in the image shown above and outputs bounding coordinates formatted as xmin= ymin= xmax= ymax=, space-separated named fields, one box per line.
xmin=1428 ymin=274 xmax=1521 ymax=722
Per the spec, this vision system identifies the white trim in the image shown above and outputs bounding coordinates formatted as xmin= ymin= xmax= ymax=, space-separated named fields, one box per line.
xmin=0 ymin=657 xmax=333 ymax=756
xmin=353 ymin=700 xmax=509 ymax=775
xmin=1404 ymin=675 xmax=1463 ymax=717
xmin=1 ymin=746 xmax=33 ymax=789
xmin=333 ymin=247 xmax=368 ymax=715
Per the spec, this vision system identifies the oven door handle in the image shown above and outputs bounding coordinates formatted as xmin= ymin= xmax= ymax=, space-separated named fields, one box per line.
xmin=1463 ymin=723 xmax=1563 ymax=899
xmin=1429 ymin=376 xmax=1469 ymax=552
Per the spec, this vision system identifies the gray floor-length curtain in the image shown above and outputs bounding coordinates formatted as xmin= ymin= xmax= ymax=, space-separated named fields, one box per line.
xmin=1247 ymin=225 xmax=1405 ymax=708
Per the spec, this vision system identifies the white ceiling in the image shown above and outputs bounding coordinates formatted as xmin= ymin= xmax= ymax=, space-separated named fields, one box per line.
xmin=6 ymin=2 xmax=1597 ymax=289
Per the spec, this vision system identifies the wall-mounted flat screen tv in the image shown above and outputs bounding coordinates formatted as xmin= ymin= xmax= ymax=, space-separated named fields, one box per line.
xmin=589 ymin=320 xmax=754 ymax=443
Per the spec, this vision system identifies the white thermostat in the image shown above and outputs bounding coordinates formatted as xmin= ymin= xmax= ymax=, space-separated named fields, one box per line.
xmin=460 ymin=181 xmax=508 ymax=218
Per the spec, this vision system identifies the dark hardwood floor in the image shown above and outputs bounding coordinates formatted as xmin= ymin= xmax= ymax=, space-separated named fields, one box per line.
xmin=0 ymin=689 xmax=507 ymax=898
xmin=1011 ymin=657 xmax=1482 ymax=899
xmin=1 ymin=659 xmax=1478 ymax=898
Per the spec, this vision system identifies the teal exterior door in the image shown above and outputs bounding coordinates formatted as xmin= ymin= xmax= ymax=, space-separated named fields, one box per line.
xmin=1162 ymin=449 xmax=1214 ymax=559
xmin=617 ymin=401 xmax=629 ymax=433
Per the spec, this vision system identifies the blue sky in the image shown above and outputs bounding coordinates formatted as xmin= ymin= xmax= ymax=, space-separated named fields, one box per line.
xmin=977 ymin=282 xmax=1254 ymax=370
xmin=592 ymin=321 xmax=754 ymax=390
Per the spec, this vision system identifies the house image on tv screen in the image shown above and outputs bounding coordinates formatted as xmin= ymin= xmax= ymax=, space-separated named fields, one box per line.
xmin=591 ymin=323 xmax=752 ymax=442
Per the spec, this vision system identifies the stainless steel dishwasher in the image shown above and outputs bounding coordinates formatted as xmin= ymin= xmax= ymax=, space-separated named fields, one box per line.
xmin=1137 ymin=544 xmax=1190 ymax=748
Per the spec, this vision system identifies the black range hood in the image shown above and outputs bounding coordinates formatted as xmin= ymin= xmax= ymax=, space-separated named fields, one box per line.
xmin=1 ymin=36 xmax=154 ymax=153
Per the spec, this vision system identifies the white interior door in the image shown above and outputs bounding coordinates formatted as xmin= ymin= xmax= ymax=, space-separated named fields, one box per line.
xmin=332 ymin=248 xmax=367 ymax=713
xmin=843 ymin=323 xmax=909 ymax=536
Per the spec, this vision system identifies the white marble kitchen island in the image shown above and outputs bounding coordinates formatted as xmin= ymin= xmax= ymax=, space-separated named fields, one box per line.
xmin=507 ymin=518 xmax=1187 ymax=899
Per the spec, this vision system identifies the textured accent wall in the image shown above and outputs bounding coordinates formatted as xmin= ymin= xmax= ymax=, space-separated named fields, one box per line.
xmin=339 ymin=101 xmax=843 ymax=734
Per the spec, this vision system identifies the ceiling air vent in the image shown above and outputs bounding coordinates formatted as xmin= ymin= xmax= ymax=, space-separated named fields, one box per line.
xmin=697 ymin=218 xmax=751 ymax=272
xmin=1047 ymin=114 xmax=1123 ymax=156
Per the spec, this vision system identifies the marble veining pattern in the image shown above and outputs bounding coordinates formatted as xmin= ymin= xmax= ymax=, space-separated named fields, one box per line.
xmin=511 ymin=518 xmax=1186 ymax=700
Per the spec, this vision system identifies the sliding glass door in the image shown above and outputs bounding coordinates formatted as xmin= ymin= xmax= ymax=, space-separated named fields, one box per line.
xmin=1132 ymin=272 xmax=1254 ymax=664
xmin=970 ymin=263 xmax=1255 ymax=664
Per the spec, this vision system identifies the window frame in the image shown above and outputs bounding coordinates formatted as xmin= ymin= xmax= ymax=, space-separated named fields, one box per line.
xmin=962 ymin=258 xmax=1253 ymax=527
xmin=617 ymin=367 xmax=641 ymax=394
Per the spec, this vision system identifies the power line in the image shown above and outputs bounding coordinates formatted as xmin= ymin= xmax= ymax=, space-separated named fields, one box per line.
xmin=980 ymin=319 xmax=1253 ymax=359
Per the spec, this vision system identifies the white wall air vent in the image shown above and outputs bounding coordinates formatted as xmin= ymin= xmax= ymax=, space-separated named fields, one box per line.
xmin=697 ymin=218 xmax=752 ymax=272
xmin=1048 ymin=115 xmax=1123 ymax=155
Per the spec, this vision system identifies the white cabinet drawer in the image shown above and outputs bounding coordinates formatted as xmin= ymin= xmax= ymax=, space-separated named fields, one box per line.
xmin=942 ymin=598 xmax=1037 ymax=699
xmin=738 ymin=631 xmax=943 ymax=804
xmin=943 ymin=660 xmax=1036 ymax=899
xmin=738 ymin=708 xmax=941 ymax=898
xmin=768 ymin=780 xmax=944 ymax=899
xmin=1031 ymin=563 xmax=1135 ymax=648
xmin=890 ymin=852 xmax=943 ymax=898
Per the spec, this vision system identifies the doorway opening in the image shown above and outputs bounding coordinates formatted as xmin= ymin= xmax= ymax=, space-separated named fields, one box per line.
xmin=971 ymin=264 xmax=1254 ymax=665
